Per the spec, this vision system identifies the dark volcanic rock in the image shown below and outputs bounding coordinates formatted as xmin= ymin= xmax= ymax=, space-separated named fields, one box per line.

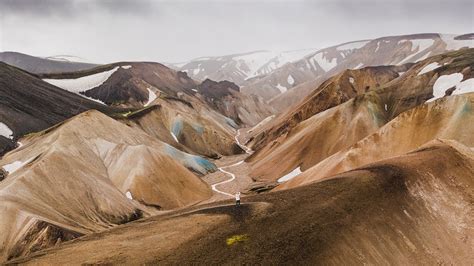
xmin=0 ymin=62 xmax=124 ymax=155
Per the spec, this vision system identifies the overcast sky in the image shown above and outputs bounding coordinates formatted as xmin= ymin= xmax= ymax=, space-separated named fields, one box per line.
xmin=0 ymin=0 xmax=472 ymax=63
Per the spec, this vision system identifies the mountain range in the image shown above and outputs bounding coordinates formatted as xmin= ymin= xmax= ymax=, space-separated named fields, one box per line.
xmin=0 ymin=32 xmax=473 ymax=264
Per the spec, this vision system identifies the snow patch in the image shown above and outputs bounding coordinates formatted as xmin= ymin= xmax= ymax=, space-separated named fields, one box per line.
xmin=354 ymin=63 xmax=364 ymax=69
xmin=399 ymin=39 xmax=435 ymax=64
xmin=375 ymin=41 xmax=381 ymax=52
xmin=125 ymin=191 xmax=133 ymax=200
xmin=276 ymin=83 xmax=287 ymax=93
xmin=144 ymin=88 xmax=157 ymax=106
xmin=418 ymin=62 xmax=441 ymax=76
xmin=428 ymin=73 xmax=464 ymax=102
xmin=453 ymin=78 xmax=474 ymax=96
xmin=349 ymin=77 xmax=355 ymax=84
xmin=0 ymin=123 xmax=13 ymax=139
xmin=277 ymin=167 xmax=302 ymax=183
xmin=43 ymin=67 xmax=119 ymax=93
xmin=121 ymin=65 xmax=132 ymax=69
xmin=287 ymin=74 xmax=295 ymax=85
xmin=310 ymin=52 xmax=337 ymax=72
xmin=2 ymin=157 xmax=34 ymax=174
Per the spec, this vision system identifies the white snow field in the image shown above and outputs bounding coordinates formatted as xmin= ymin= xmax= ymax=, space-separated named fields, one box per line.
xmin=309 ymin=52 xmax=337 ymax=72
xmin=0 ymin=123 xmax=13 ymax=139
xmin=277 ymin=167 xmax=302 ymax=183
xmin=44 ymin=66 xmax=120 ymax=93
xmin=418 ymin=62 xmax=441 ymax=76
xmin=453 ymin=78 xmax=474 ymax=95
xmin=428 ymin=73 xmax=464 ymax=102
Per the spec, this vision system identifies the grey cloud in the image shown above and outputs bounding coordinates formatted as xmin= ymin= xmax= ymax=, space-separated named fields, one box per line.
xmin=1 ymin=0 xmax=472 ymax=63
xmin=0 ymin=0 xmax=156 ymax=17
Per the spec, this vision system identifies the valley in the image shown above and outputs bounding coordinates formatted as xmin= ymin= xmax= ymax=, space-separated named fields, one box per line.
xmin=0 ymin=31 xmax=473 ymax=264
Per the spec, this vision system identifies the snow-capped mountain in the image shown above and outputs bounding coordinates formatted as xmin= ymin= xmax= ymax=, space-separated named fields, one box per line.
xmin=168 ymin=48 xmax=319 ymax=85
xmin=170 ymin=33 xmax=473 ymax=105
xmin=244 ymin=33 xmax=474 ymax=106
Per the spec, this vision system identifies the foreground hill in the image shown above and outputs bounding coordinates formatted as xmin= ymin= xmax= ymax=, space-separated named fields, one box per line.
xmin=0 ymin=110 xmax=216 ymax=261
xmin=0 ymin=62 xmax=125 ymax=155
xmin=8 ymin=140 xmax=472 ymax=264
xmin=0 ymin=52 xmax=97 ymax=74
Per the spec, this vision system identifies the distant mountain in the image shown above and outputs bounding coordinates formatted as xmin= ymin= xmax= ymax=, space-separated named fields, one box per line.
xmin=167 ymin=49 xmax=319 ymax=85
xmin=41 ymin=62 xmax=275 ymax=127
xmin=245 ymin=33 xmax=474 ymax=105
xmin=170 ymin=33 xmax=473 ymax=108
xmin=0 ymin=51 xmax=97 ymax=74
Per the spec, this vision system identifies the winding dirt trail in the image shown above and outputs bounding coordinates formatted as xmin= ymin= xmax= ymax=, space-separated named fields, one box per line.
xmin=211 ymin=129 xmax=252 ymax=197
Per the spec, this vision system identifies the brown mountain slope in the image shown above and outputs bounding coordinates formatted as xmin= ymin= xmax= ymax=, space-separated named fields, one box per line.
xmin=197 ymin=79 xmax=275 ymax=126
xmin=277 ymin=93 xmax=474 ymax=190
xmin=9 ymin=140 xmax=473 ymax=265
xmin=0 ymin=110 xmax=215 ymax=262
xmin=248 ymin=65 xmax=401 ymax=151
xmin=122 ymin=98 xmax=244 ymax=158
xmin=40 ymin=62 xmax=197 ymax=106
xmin=248 ymin=93 xmax=387 ymax=182
xmin=249 ymin=48 xmax=474 ymax=154
xmin=41 ymin=63 xmax=274 ymax=127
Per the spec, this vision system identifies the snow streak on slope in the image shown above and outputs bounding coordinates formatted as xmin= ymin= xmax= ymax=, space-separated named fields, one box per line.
xmin=418 ymin=62 xmax=441 ymax=76
xmin=1 ymin=157 xmax=34 ymax=174
xmin=277 ymin=167 xmax=302 ymax=183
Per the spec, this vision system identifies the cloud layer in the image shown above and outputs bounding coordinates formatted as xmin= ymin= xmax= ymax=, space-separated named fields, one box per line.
xmin=1 ymin=0 xmax=472 ymax=63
